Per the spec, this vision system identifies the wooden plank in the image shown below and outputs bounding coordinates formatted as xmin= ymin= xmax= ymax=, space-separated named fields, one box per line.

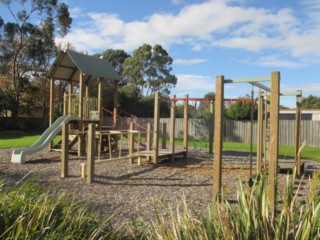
xmin=113 ymin=82 xmax=118 ymax=128
xmin=268 ymin=71 xmax=280 ymax=215
xmin=295 ymin=93 xmax=302 ymax=175
xmin=257 ymin=92 xmax=264 ymax=173
xmin=161 ymin=123 xmax=167 ymax=149
xmin=129 ymin=122 xmax=135 ymax=164
xmin=87 ymin=123 xmax=95 ymax=183
xmin=213 ymin=75 xmax=224 ymax=199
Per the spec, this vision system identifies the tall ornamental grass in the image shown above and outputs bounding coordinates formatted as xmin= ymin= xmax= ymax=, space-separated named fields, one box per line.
xmin=0 ymin=178 xmax=118 ymax=239
xmin=149 ymin=170 xmax=320 ymax=240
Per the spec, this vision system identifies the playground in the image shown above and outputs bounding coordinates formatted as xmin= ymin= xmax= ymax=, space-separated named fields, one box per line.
xmin=2 ymin=50 xmax=320 ymax=231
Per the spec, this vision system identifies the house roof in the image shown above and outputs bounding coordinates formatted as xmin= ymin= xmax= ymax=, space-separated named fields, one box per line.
xmin=46 ymin=50 xmax=122 ymax=82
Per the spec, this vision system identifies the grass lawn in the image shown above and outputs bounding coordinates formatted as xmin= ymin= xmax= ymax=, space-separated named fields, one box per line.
xmin=0 ymin=132 xmax=61 ymax=148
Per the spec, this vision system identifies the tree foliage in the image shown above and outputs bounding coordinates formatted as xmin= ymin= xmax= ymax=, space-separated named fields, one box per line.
xmin=0 ymin=0 xmax=72 ymax=119
xmin=301 ymin=95 xmax=320 ymax=109
xmin=122 ymin=43 xmax=177 ymax=97
xmin=225 ymin=97 xmax=257 ymax=120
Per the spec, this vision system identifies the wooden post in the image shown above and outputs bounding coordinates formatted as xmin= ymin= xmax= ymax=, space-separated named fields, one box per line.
xmin=257 ymin=92 xmax=264 ymax=173
xmin=153 ymin=92 xmax=160 ymax=164
xmin=161 ymin=123 xmax=167 ymax=149
xmin=209 ymin=99 xmax=214 ymax=154
xmin=183 ymin=94 xmax=189 ymax=156
xmin=169 ymin=95 xmax=176 ymax=161
xmin=113 ymin=82 xmax=118 ymax=129
xmin=129 ymin=122 xmax=135 ymax=164
xmin=213 ymin=75 xmax=224 ymax=199
xmin=295 ymin=91 xmax=302 ymax=176
xmin=68 ymin=81 xmax=72 ymax=116
xmin=61 ymin=123 xmax=69 ymax=178
xmin=146 ymin=122 xmax=151 ymax=151
xmin=63 ymin=93 xmax=67 ymax=115
xmin=265 ymin=95 xmax=271 ymax=169
xmin=49 ymin=78 xmax=55 ymax=150
xmin=98 ymin=78 xmax=102 ymax=129
xmin=268 ymin=71 xmax=280 ymax=215
xmin=78 ymin=73 xmax=85 ymax=156
xmin=87 ymin=123 xmax=95 ymax=183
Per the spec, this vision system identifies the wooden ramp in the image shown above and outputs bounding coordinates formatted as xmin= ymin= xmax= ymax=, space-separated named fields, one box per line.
xmin=137 ymin=149 xmax=187 ymax=162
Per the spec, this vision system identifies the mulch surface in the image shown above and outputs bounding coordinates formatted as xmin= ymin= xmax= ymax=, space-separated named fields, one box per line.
xmin=0 ymin=147 xmax=319 ymax=227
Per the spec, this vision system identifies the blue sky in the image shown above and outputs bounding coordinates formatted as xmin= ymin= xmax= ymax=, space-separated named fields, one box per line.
xmin=3 ymin=0 xmax=320 ymax=107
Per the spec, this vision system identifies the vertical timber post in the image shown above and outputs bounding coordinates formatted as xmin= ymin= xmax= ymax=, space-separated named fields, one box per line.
xmin=213 ymin=75 xmax=224 ymax=199
xmin=98 ymin=78 xmax=102 ymax=129
xmin=61 ymin=123 xmax=69 ymax=178
xmin=295 ymin=91 xmax=302 ymax=176
xmin=113 ymin=82 xmax=118 ymax=129
xmin=183 ymin=94 xmax=189 ymax=157
xmin=68 ymin=80 xmax=72 ymax=116
xmin=78 ymin=73 xmax=85 ymax=156
xmin=87 ymin=123 xmax=95 ymax=183
xmin=153 ymin=92 xmax=160 ymax=164
xmin=49 ymin=78 xmax=55 ymax=150
xmin=268 ymin=71 xmax=280 ymax=215
xmin=129 ymin=122 xmax=135 ymax=164
xmin=169 ymin=95 xmax=176 ymax=161
xmin=257 ymin=92 xmax=264 ymax=173
xmin=146 ymin=122 xmax=151 ymax=151
xmin=209 ymin=99 xmax=214 ymax=154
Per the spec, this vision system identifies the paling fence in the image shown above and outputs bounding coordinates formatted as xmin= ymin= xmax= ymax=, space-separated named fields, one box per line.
xmin=108 ymin=117 xmax=320 ymax=147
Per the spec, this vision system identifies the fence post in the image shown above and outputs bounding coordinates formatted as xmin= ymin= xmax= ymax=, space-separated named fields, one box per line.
xmin=295 ymin=91 xmax=302 ymax=176
xmin=257 ymin=92 xmax=264 ymax=173
xmin=209 ymin=99 xmax=214 ymax=154
xmin=146 ymin=122 xmax=151 ymax=151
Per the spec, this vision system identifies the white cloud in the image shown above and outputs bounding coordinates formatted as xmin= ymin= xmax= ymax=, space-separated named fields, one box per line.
xmin=57 ymin=0 xmax=320 ymax=60
xmin=172 ymin=74 xmax=214 ymax=96
xmin=255 ymin=55 xmax=304 ymax=68
xmin=174 ymin=58 xmax=207 ymax=65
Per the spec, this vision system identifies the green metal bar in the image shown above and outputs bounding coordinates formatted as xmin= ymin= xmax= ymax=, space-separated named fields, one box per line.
xmin=224 ymin=77 xmax=270 ymax=84
xmin=281 ymin=90 xmax=302 ymax=96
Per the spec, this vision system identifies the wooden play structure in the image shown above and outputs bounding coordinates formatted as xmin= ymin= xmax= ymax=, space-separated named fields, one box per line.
xmin=46 ymin=50 xmax=122 ymax=155
xmin=213 ymin=71 xmax=303 ymax=214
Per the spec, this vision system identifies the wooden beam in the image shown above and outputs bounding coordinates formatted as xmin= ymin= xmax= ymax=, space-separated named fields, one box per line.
xmin=49 ymin=78 xmax=55 ymax=150
xmin=183 ymin=94 xmax=189 ymax=157
xmin=146 ymin=122 xmax=151 ymax=151
xmin=213 ymin=75 xmax=224 ymax=199
xmin=98 ymin=78 xmax=102 ymax=129
xmin=257 ymin=92 xmax=264 ymax=173
xmin=169 ymin=95 xmax=176 ymax=161
xmin=129 ymin=122 xmax=135 ymax=164
xmin=87 ymin=123 xmax=95 ymax=183
xmin=153 ymin=92 xmax=160 ymax=164
xmin=78 ymin=72 xmax=85 ymax=156
xmin=224 ymin=77 xmax=270 ymax=84
xmin=209 ymin=99 xmax=214 ymax=154
xmin=268 ymin=71 xmax=280 ymax=215
xmin=113 ymin=82 xmax=118 ymax=128
xmin=295 ymin=91 xmax=302 ymax=176
xmin=61 ymin=123 xmax=69 ymax=178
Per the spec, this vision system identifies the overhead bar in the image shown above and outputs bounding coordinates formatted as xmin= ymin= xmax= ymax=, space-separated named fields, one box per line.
xmin=281 ymin=90 xmax=302 ymax=96
xmin=224 ymin=77 xmax=270 ymax=84
xmin=251 ymin=82 xmax=271 ymax=92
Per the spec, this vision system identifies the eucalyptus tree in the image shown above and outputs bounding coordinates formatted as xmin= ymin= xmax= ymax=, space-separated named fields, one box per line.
xmin=123 ymin=43 xmax=177 ymax=97
xmin=0 ymin=0 xmax=72 ymax=119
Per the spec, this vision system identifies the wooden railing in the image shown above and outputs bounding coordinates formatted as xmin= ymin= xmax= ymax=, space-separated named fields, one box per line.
xmin=64 ymin=94 xmax=100 ymax=121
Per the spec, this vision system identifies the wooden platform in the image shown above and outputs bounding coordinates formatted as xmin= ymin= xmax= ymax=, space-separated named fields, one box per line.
xmin=136 ymin=149 xmax=187 ymax=162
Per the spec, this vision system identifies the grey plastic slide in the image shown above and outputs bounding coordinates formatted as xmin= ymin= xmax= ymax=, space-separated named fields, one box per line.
xmin=11 ymin=115 xmax=78 ymax=164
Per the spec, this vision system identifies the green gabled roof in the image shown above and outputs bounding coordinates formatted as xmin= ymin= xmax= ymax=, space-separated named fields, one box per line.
xmin=46 ymin=50 xmax=122 ymax=82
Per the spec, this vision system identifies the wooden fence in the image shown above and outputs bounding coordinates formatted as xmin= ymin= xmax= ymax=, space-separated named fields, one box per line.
xmin=109 ymin=117 xmax=320 ymax=147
